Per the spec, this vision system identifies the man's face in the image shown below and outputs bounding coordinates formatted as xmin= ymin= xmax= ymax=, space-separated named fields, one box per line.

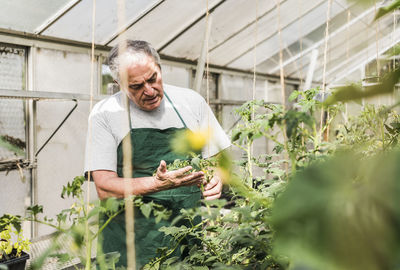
xmin=121 ymin=55 xmax=163 ymax=111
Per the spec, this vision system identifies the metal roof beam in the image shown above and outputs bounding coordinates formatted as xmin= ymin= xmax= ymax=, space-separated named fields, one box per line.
xmin=34 ymin=0 xmax=82 ymax=35
xmin=223 ymin=0 xmax=327 ymax=67
xmin=208 ymin=0 xmax=288 ymax=54
xmin=157 ymin=0 xmax=226 ymax=52
xmin=0 ymin=89 xmax=107 ymax=101
xmin=103 ymin=0 xmax=165 ymax=46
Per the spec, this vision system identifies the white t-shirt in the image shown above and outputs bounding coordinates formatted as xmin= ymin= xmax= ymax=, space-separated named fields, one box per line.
xmin=84 ymin=84 xmax=231 ymax=174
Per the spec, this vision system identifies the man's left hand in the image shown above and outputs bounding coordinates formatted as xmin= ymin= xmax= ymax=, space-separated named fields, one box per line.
xmin=202 ymin=174 xmax=222 ymax=200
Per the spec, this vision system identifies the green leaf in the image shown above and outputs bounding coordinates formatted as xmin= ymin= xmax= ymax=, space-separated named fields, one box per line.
xmin=386 ymin=44 xmax=400 ymax=57
xmin=27 ymin=205 xmax=44 ymax=216
xmin=324 ymin=68 xmax=400 ymax=105
xmin=289 ymin=90 xmax=300 ymax=101
xmin=87 ymin=207 xmax=101 ymax=219
xmin=191 ymin=156 xmax=201 ymax=171
xmin=105 ymin=197 xmax=120 ymax=213
xmin=231 ymin=130 xmax=242 ymax=142
xmin=140 ymin=203 xmax=152 ymax=219
xmin=0 ymin=135 xmax=25 ymax=156
xmin=374 ymin=0 xmax=400 ymax=20
xmin=159 ymin=226 xmax=185 ymax=236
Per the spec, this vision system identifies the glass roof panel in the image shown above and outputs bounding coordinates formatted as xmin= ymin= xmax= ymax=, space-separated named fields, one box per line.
xmin=228 ymin=0 xmax=349 ymax=71
xmin=42 ymin=0 xmax=160 ymax=44
xmin=0 ymin=0 xmax=70 ymax=33
xmin=257 ymin=0 xmax=371 ymax=79
xmin=108 ymin=0 xmax=221 ymax=49
xmin=159 ymin=0 xmax=278 ymax=61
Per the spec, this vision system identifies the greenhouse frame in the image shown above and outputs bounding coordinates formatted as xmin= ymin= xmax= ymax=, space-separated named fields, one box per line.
xmin=1 ymin=0 xmax=400 ymax=269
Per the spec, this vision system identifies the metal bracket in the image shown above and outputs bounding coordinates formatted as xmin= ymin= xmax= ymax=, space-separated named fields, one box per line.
xmin=35 ymin=99 xmax=78 ymax=157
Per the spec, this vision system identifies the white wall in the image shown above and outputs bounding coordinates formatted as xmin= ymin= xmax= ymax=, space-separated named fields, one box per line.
xmin=34 ymin=48 xmax=98 ymax=236
xmin=161 ymin=64 xmax=190 ymax=88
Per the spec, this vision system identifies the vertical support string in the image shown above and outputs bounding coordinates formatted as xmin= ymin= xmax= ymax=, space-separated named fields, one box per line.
xmin=344 ymin=9 xmax=351 ymax=124
xmin=85 ymin=0 xmax=96 ymax=269
xmin=320 ymin=0 xmax=332 ymax=135
xmin=392 ymin=10 xmax=397 ymax=104
xmin=276 ymin=0 xmax=286 ymax=112
xmin=374 ymin=0 xmax=382 ymax=106
xmin=248 ymin=0 xmax=258 ymax=183
xmin=275 ymin=0 xmax=290 ymax=175
xmin=375 ymin=0 xmax=381 ymax=78
xmin=298 ymin=0 xmax=304 ymax=87
xmin=205 ymin=0 xmax=211 ymax=159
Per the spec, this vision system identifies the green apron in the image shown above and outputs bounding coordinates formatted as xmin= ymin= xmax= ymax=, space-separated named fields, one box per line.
xmin=99 ymin=93 xmax=201 ymax=269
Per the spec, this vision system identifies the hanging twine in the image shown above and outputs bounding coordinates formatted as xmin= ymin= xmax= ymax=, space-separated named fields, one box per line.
xmin=275 ymin=0 xmax=286 ymax=112
xmin=275 ymin=0 xmax=290 ymax=175
xmin=205 ymin=0 xmax=211 ymax=158
xmin=85 ymin=0 xmax=96 ymax=268
xmin=375 ymin=0 xmax=381 ymax=78
xmin=298 ymin=0 xmax=304 ymax=86
xmin=320 ymin=0 xmax=332 ymax=134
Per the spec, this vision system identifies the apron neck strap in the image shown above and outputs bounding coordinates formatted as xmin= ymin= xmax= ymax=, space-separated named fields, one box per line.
xmin=125 ymin=94 xmax=133 ymax=130
xmin=164 ymin=91 xmax=187 ymax=128
xmin=125 ymin=90 xmax=187 ymax=129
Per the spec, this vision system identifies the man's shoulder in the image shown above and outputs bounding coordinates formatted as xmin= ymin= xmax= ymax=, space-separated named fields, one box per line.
xmin=91 ymin=91 xmax=124 ymax=116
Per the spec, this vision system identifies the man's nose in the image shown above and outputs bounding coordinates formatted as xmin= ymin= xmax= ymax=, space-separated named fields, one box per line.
xmin=143 ymin=83 xmax=155 ymax=96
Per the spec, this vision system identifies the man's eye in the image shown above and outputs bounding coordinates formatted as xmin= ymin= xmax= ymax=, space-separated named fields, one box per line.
xmin=147 ymin=74 xmax=157 ymax=83
xmin=130 ymin=85 xmax=142 ymax=90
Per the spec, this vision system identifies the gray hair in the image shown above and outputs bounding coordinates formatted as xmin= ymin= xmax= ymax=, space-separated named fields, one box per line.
xmin=107 ymin=40 xmax=161 ymax=82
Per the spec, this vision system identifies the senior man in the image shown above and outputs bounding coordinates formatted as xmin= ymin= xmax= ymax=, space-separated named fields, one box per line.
xmin=84 ymin=40 xmax=230 ymax=268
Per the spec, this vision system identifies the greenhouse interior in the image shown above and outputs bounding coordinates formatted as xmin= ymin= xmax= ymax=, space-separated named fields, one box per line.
xmin=1 ymin=0 xmax=400 ymax=269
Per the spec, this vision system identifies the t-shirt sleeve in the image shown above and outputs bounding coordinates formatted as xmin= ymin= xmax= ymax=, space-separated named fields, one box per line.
xmin=199 ymin=98 xmax=231 ymax=158
xmin=84 ymin=109 xmax=118 ymax=174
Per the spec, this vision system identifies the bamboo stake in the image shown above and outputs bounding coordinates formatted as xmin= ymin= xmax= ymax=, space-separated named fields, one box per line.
xmin=116 ymin=0 xmax=136 ymax=269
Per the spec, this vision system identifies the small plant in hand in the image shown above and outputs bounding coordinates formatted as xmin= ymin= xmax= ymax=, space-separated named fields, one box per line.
xmin=166 ymin=155 xmax=217 ymax=185
xmin=0 ymin=214 xmax=31 ymax=263
xmin=167 ymin=128 xmax=218 ymax=187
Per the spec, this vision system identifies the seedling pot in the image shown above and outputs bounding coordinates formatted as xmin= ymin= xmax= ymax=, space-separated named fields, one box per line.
xmin=0 ymin=251 xmax=29 ymax=270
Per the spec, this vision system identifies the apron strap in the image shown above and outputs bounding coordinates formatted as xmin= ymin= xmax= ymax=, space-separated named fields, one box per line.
xmin=125 ymin=90 xmax=187 ymax=129
xmin=125 ymin=94 xmax=133 ymax=130
xmin=164 ymin=91 xmax=187 ymax=128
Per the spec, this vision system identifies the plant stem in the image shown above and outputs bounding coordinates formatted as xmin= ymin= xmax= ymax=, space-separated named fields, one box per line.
xmin=232 ymin=141 xmax=247 ymax=152
xmin=380 ymin=118 xmax=385 ymax=149
xmin=92 ymin=209 xmax=124 ymax=240
xmin=247 ymin=141 xmax=253 ymax=186
xmin=27 ymin=218 xmax=66 ymax=233
xmin=85 ymin=237 xmax=92 ymax=270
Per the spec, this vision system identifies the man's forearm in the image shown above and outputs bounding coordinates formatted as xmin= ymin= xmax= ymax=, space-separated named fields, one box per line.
xmin=92 ymin=163 xmax=204 ymax=200
xmin=93 ymin=172 xmax=162 ymax=200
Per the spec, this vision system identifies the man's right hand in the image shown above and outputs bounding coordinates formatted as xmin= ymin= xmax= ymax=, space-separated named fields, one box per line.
xmin=154 ymin=160 xmax=204 ymax=190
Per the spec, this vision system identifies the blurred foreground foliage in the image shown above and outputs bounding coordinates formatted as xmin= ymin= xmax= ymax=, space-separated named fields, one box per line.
xmin=272 ymin=150 xmax=400 ymax=270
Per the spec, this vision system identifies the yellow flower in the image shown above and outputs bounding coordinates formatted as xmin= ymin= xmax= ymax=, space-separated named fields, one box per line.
xmin=186 ymin=129 xmax=211 ymax=151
